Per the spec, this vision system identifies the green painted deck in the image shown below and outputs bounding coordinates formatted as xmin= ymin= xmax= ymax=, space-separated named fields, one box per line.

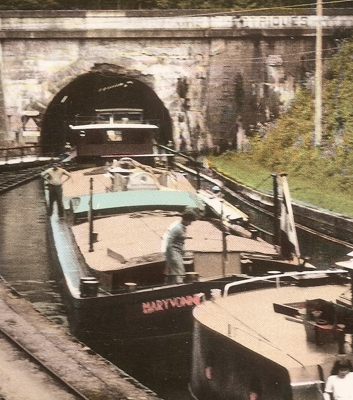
xmin=65 ymin=189 xmax=203 ymax=214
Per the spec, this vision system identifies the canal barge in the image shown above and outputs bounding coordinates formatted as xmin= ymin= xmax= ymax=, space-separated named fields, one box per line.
xmin=49 ymin=160 xmax=305 ymax=336
xmin=189 ymin=267 xmax=353 ymax=399
xmin=68 ymin=108 xmax=159 ymax=165
xmin=45 ymin=108 xmax=315 ymax=380
xmin=46 ymin=161 xmax=314 ymax=379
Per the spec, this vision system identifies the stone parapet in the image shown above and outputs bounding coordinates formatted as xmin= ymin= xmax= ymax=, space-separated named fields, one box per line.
xmin=0 ymin=11 xmax=352 ymax=40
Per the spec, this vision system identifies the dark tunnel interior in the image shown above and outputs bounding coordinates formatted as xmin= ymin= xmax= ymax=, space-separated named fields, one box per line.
xmin=41 ymin=71 xmax=172 ymax=153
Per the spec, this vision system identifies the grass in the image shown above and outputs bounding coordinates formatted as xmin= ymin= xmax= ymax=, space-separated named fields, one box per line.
xmin=207 ymin=153 xmax=353 ymax=217
xmin=204 ymin=38 xmax=353 ymax=218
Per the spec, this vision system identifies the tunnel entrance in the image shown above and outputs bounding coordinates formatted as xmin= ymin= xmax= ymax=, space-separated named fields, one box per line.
xmin=41 ymin=69 xmax=172 ymax=155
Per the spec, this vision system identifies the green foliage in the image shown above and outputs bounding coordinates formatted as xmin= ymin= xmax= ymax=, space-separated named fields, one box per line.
xmin=208 ymin=36 xmax=353 ymax=216
xmin=208 ymin=152 xmax=274 ymax=190
xmin=324 ymin=37 xmax=353 ymax=165
xmin=0 ymin=0 xmax=61 ymax=9
xmin=252 ymin=87 xmax=315 ymax=172
xmin=0 ymin=0 xmax=231 ymax=9
xmin=0 ymin=0 xmax=352 ymax=9
xmin=209 ymin=150 xmax=353 ymax=215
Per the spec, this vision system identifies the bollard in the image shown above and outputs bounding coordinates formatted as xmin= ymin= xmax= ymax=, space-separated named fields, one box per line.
xmin=124 ymin=282 xmax=137 ymax=292
xmin=268 ymin=270 xmax=281 ymax=288
xmin=80 ymin=277 xmax=99 ymax=297
xmin=183 ymin=251 xmax=194 ymax=273
xmin=211 ymin=288 xmax=222 ymax=300
xmin=185 ymin=272 xmax=199 ymax=283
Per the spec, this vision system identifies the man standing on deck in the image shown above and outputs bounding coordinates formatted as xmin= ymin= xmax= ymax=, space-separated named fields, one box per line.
xmin=165 ymin=209 xmax=197 ymax=284
xmin=324 ymin=359 xmax=353 ymax=400
xmin=41 ymin=163 xmax=71 ymax=218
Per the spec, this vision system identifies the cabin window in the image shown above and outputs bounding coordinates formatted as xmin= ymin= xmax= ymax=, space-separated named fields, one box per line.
xmin=107 ymin=130 xmax=123 ymax=142
xmin=113 ymin=112 xmax=142 ymax=122
xmin=78 ymin=129 xmax=104 ymax=144
xmin=97 ymin=113 xmax=112 ymax=123
xmin=98 ymin=129 xmax=151 ymax=144
xmin=122 ymin=130 xmax=149 ymax=144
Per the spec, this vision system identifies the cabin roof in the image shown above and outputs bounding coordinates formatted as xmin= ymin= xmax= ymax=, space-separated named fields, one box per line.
xmin=193 ymin=284 xmax=351 ymax=376
xmin=95 ymin=108 xmax=143 ymax=113
xmin=65 ymin=190 xmax=203 ymax=214
xmin=69 ymin=123 xmax=158 ymax=130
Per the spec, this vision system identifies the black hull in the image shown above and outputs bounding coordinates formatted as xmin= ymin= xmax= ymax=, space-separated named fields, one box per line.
xmin=62 ymin=271 xmax=294 ymax=347
xmin=190 ymin=320 xmax=292 ymax=400
xmin=63 ymin=278 xmax=235 ymax=382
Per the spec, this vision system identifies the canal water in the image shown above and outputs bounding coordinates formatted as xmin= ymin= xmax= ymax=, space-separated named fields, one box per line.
xmin=0 ymin=179 xmax=191 ymax=399
xmin=0 ymin=179 xmax=351 ymax=399
xmin=0 ymin=180 xmax=67 ymax=327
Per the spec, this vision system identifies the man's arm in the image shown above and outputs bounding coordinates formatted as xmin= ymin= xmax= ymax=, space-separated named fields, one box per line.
xmin=41 ymin=169 xmax=51 ymax=184
xmin=323 ymin=392 xmax=333 ymax=400
xmin=61 ymin=169 xmax=72 ymax=183
xmin=323 ymin=376 xmax=334 ymax=400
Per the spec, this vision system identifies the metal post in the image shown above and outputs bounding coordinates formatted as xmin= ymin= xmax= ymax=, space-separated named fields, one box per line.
xmin=221 ymin=198 xmax=227 ymax=277
xmin=196 ymin=164 xmax=201 ymax=191
xmin=88 ymin=177 xmax=94 ymax=253
xmin=271 ymin=173 xmax=280 ymax=246
xmin=61 ymin=95 xmax=68 ymax=148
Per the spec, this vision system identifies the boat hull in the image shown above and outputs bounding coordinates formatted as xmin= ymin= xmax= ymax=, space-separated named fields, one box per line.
xmin=58 ymin=263 xmax=234 ymax=381
xmin=47 ymin=211 xmax=311 ymax=382
xmin=44 ymin=163 xmax=315 ymax=383
xmin=190 ymin=319 xmax=292 ymax=399
xmin=65 ymin=280 xmax=230 ymax=342
xmin=189 ymin=274 xmax=352 ymax=399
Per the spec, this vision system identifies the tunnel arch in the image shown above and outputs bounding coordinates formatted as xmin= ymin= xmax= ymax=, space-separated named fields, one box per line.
xmin=40 ymin=66 xmax=173 ymax=154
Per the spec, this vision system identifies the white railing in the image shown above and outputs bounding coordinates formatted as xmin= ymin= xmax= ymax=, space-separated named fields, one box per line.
xmin=223 ymin=269 xmax=348 ymax=297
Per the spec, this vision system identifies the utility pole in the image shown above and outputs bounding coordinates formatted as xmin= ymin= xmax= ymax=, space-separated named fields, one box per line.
xmin=314 ymin=0 xmax=323 ymax=146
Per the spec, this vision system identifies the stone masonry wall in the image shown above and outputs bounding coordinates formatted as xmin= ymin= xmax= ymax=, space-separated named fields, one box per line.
xmin=0 ymin=11 xmax=351 ymax=150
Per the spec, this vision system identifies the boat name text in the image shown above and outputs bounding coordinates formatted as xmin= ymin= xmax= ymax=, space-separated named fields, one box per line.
xmin=142 ymin=294 xmax=201 ymax=314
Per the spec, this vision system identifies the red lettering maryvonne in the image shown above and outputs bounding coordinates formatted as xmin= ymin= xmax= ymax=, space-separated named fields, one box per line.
xmin=142 ymin=294 xmax=202 ymax=314
xmin=142 ymin=302 xmax=153 ymax=314
xmin=155 ymin=300 xmax=164 ymax=311
xmin=162 ymin=299 xmax=170 ymax=309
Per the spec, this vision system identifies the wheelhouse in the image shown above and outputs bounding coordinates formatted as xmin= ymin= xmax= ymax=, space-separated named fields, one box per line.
xmin=69 ymin=108 xmax=159 ymax=164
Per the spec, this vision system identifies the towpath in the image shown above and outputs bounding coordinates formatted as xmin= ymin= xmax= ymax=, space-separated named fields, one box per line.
xmin=0 ymin=277 xmax=161 ymax=400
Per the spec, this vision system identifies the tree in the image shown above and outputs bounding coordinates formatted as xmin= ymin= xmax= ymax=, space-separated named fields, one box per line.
xmin=0 ymin=0 xmax=61 ymax=9
xmin=1 ymin=0 xmax=351 ymax=9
